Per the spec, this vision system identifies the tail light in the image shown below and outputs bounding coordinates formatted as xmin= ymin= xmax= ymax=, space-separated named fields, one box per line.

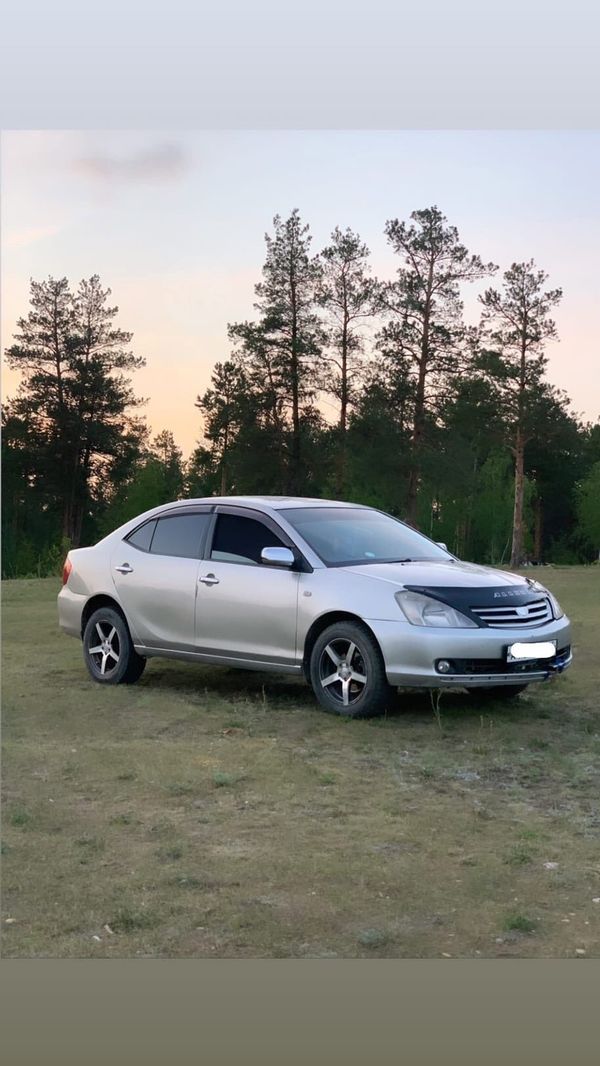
xmin=62 ymin=557 xmax=73 ymax=586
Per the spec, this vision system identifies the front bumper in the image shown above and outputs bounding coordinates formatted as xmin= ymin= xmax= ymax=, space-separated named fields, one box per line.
xmin=368 ymin=615 xmax=572 ymax=688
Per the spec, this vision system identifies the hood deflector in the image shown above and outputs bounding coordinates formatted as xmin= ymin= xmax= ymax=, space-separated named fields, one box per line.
xmin=403 ymin=584 xmax=542 ymax=626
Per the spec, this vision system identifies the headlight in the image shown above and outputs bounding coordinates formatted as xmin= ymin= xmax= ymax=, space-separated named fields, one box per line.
xmin=395 ymin=590 xmax=478 ymax=628
xmin=547 ymin=591 xmax=564 ymax=619
xmin=528 ymin=579 xmax=564 ymax=620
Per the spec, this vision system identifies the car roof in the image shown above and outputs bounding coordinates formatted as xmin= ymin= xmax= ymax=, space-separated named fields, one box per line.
xmin=171 ymin=496 xmax=366 ymax=511
xmin=99 ymin=495 xmax=375 ymax=556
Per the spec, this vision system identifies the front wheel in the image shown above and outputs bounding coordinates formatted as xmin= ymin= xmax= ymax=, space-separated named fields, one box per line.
xmin=309 ymin=622 xmax=393 ymax=718
xmin=467 ymin=684 xmax=528 ymax=701
xmin=83 ymin=606 xmax=146 ymax=685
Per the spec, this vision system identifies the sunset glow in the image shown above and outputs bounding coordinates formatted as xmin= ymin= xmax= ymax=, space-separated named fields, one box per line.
xmin=2 ymin=130 xmax=599 ymax=455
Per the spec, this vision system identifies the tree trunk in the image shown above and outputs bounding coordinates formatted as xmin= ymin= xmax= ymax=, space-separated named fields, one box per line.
xmin=510 ymin=325 xmax=529 ymax=569
xmin=220 ymin=423 xmax=229 ymax=496
xmin=62 ymin=498 xmax=75 ymax=544
xmin=406 ymin=260 xmax=433 ymax=528
xmin=533 ymin=494 xmax=543 ymax=563
xmin=289 ymin=358 xmax=301 ymax=493
xmin=63 ymin=485 xmax=84 ymax=546
xmin=288 ymin=260 xmax=301 ymax=495
xmin=73 ymin=505 xmax=84 ymax=548
xmin=406 ymin=361 xmax=427 ymax=527
xmin=510 ymin=428 xmax=526 ymax=567
xmin=336 ymin=313 xmax=349 ymax=495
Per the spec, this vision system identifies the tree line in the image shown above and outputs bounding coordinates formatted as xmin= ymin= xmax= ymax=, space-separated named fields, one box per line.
xmin=3 ymin=206 xmax=600 ymax=577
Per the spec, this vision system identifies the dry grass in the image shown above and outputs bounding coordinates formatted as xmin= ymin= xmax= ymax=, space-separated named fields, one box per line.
xmin=2 ymin=568 xmax=599 ymax=958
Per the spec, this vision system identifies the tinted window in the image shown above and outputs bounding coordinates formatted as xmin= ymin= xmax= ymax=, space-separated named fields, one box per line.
xmin=127 ymin=519 xmax=157 ymax=552
xmin=211 ymin=514 xmax=286 ymax=566
xmin=150 ymin=514 xmax=211 ymax=559
xmin=284 ymin=507 xmax=451 ymax=566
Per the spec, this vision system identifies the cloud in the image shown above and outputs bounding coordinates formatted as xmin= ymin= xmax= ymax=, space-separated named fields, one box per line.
xmin=3 ymin=224 xmax=61 ymax=250
xmin=72 ymin=143 xmax=188 ymax=183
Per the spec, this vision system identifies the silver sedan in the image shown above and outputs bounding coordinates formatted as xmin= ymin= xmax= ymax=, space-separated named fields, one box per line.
xmin=58 ymin=496 xmax=572 ymax=717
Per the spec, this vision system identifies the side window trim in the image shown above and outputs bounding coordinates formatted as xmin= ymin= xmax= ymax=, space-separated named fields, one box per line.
xmin=125 ymin=518 xmax=157 ymax=553
xmin=122 ymin=505 xmax=312 ymax=570
xmin=202 ymin=512 xmax=218 ymax=560
xmin=147 ymin=521 xmax=158 ymax=553
xmin=151 ymin=513 xmax=212 ymax=560
xmin=124 ymin=506 xmax=214 ymax=557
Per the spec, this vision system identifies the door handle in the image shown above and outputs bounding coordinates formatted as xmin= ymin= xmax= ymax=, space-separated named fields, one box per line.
xmin=115 ymin=563 xmax=134 ymax=574
xmin=198 ymin=573 xmax=219 ymax=586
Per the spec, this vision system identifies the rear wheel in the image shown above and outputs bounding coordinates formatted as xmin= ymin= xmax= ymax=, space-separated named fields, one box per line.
xmin=309 ymin=622 xmax=393 ymax=718
xmin=83 ymin=606 xmax=146 ymax=685
xmin=467 ymin=684 xmax=528 ymax=701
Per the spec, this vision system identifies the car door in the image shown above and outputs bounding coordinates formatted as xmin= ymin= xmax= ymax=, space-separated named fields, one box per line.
xmin=194 ymin=508 xmax=300 ymax=666
xmin=111 ymin=508 xmax=213 ymax=651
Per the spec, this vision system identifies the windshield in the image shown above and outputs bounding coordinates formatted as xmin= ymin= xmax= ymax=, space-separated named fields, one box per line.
xmin=284 ymin=507 xmax=452 ymax=567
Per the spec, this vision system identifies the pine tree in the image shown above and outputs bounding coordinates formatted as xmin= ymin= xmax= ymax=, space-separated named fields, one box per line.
xmin=478 ymin=261 xmax=562 ymax=567
xmin=194 ymin=361 xmax=247 ymax=495
xmin=151 ymin=430 xmax=185 ymax=500
xmin=318 ymin=227 xmax=378 ymax=492
xmin=381 ymin=207 xmax=496 ymax=526
xmin=5 ymin=275 xmax=146 ymax=545
xmin=228 ymin=210 xmax=324 ymax=493
xmin=577 ymin=462 xmax=600 ymax=559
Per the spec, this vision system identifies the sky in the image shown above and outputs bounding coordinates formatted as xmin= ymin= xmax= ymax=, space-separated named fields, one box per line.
xmin=2 ymin=130 xmax=599 ymax=457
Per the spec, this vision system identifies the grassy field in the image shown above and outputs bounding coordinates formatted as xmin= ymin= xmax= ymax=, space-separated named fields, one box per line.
xmin=2 ymin=569 xmax=599 ymax=958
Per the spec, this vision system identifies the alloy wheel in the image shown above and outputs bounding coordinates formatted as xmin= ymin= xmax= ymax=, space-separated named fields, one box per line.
xmin=318 ymin=638 xmax=368 ymax=707
xmin=87 ymin=620 xmax=120 ymax=676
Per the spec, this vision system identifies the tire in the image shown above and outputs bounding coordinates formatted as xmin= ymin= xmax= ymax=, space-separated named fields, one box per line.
xmin=309 ymin=621 xmax=393 ymax=718
xmin=467 ymin=684 xmax=528 ymax=701
xmin=83 ymin=606 xmax=146 ymax=686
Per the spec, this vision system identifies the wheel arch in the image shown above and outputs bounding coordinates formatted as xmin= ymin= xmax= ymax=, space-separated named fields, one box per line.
xmin=301 ymin=611 xmax=381 ymax=681
xmin=80 ymin=593 xmax=130 ymax=640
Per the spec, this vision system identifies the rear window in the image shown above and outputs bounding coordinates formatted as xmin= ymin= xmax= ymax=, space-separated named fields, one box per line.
xmin=149 ymin=513 xmax=211 ymax=559
xmin=127 ymin=519 xmax=157 ymax=552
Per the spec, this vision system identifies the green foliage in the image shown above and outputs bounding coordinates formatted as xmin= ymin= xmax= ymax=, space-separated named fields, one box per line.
xmin=111 ymin=906 xmax=157 ymax=932
xmin=2 ymin=274 xmax=146 ymax=574
xmin=101 ymin=432 xmax=185 ymax=532
xmin=503 ymin=913 xmax=536 ymax=934
xmin=4 ymin=213 xmax=599 ymax=575
xmin=318 ymin=226 xmax=378 ymax=492
xmin=227 ymin=209 xmax=325 ymax=494
xmin=576 ymin=461 xmax=600 ymax=556
xmin=213 ymin=770 xmax=241 ymax=788
xmin=478 ymin=262 xmax=563 ymax=565
xmin=544 ymin=534 xmax=584 ymax=566
xmin=380 ymin=206 xmax=497 ymax=524
xmin=101 ymin=459 xmax=169 ymax=531
xmin=472 ymin=452 xmax=521 ymax=564
xmin=10 ymin=805 xmax=33 ymax=827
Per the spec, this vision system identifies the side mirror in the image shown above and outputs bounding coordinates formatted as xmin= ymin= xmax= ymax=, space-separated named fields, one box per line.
xmin=261 ymin=546 xmax=295 ymax=568
xmin=436 ymin=542 xmax=448 ymax=551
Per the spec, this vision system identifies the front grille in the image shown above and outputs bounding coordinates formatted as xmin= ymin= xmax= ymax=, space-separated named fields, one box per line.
xmin=470 ymin=596 xmax=552 ymax=628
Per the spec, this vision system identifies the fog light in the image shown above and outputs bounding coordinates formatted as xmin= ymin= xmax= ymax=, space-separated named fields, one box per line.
xmin=437 ymin=659 xmax=452 ymax=674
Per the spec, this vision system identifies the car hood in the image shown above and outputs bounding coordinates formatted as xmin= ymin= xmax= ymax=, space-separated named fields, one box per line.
xmin=340 ymin=559 xmax=529 ymax=591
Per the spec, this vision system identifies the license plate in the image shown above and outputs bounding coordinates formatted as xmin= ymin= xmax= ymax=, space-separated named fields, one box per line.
xmin=507 ymin=641 xmax=556 ymax=662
